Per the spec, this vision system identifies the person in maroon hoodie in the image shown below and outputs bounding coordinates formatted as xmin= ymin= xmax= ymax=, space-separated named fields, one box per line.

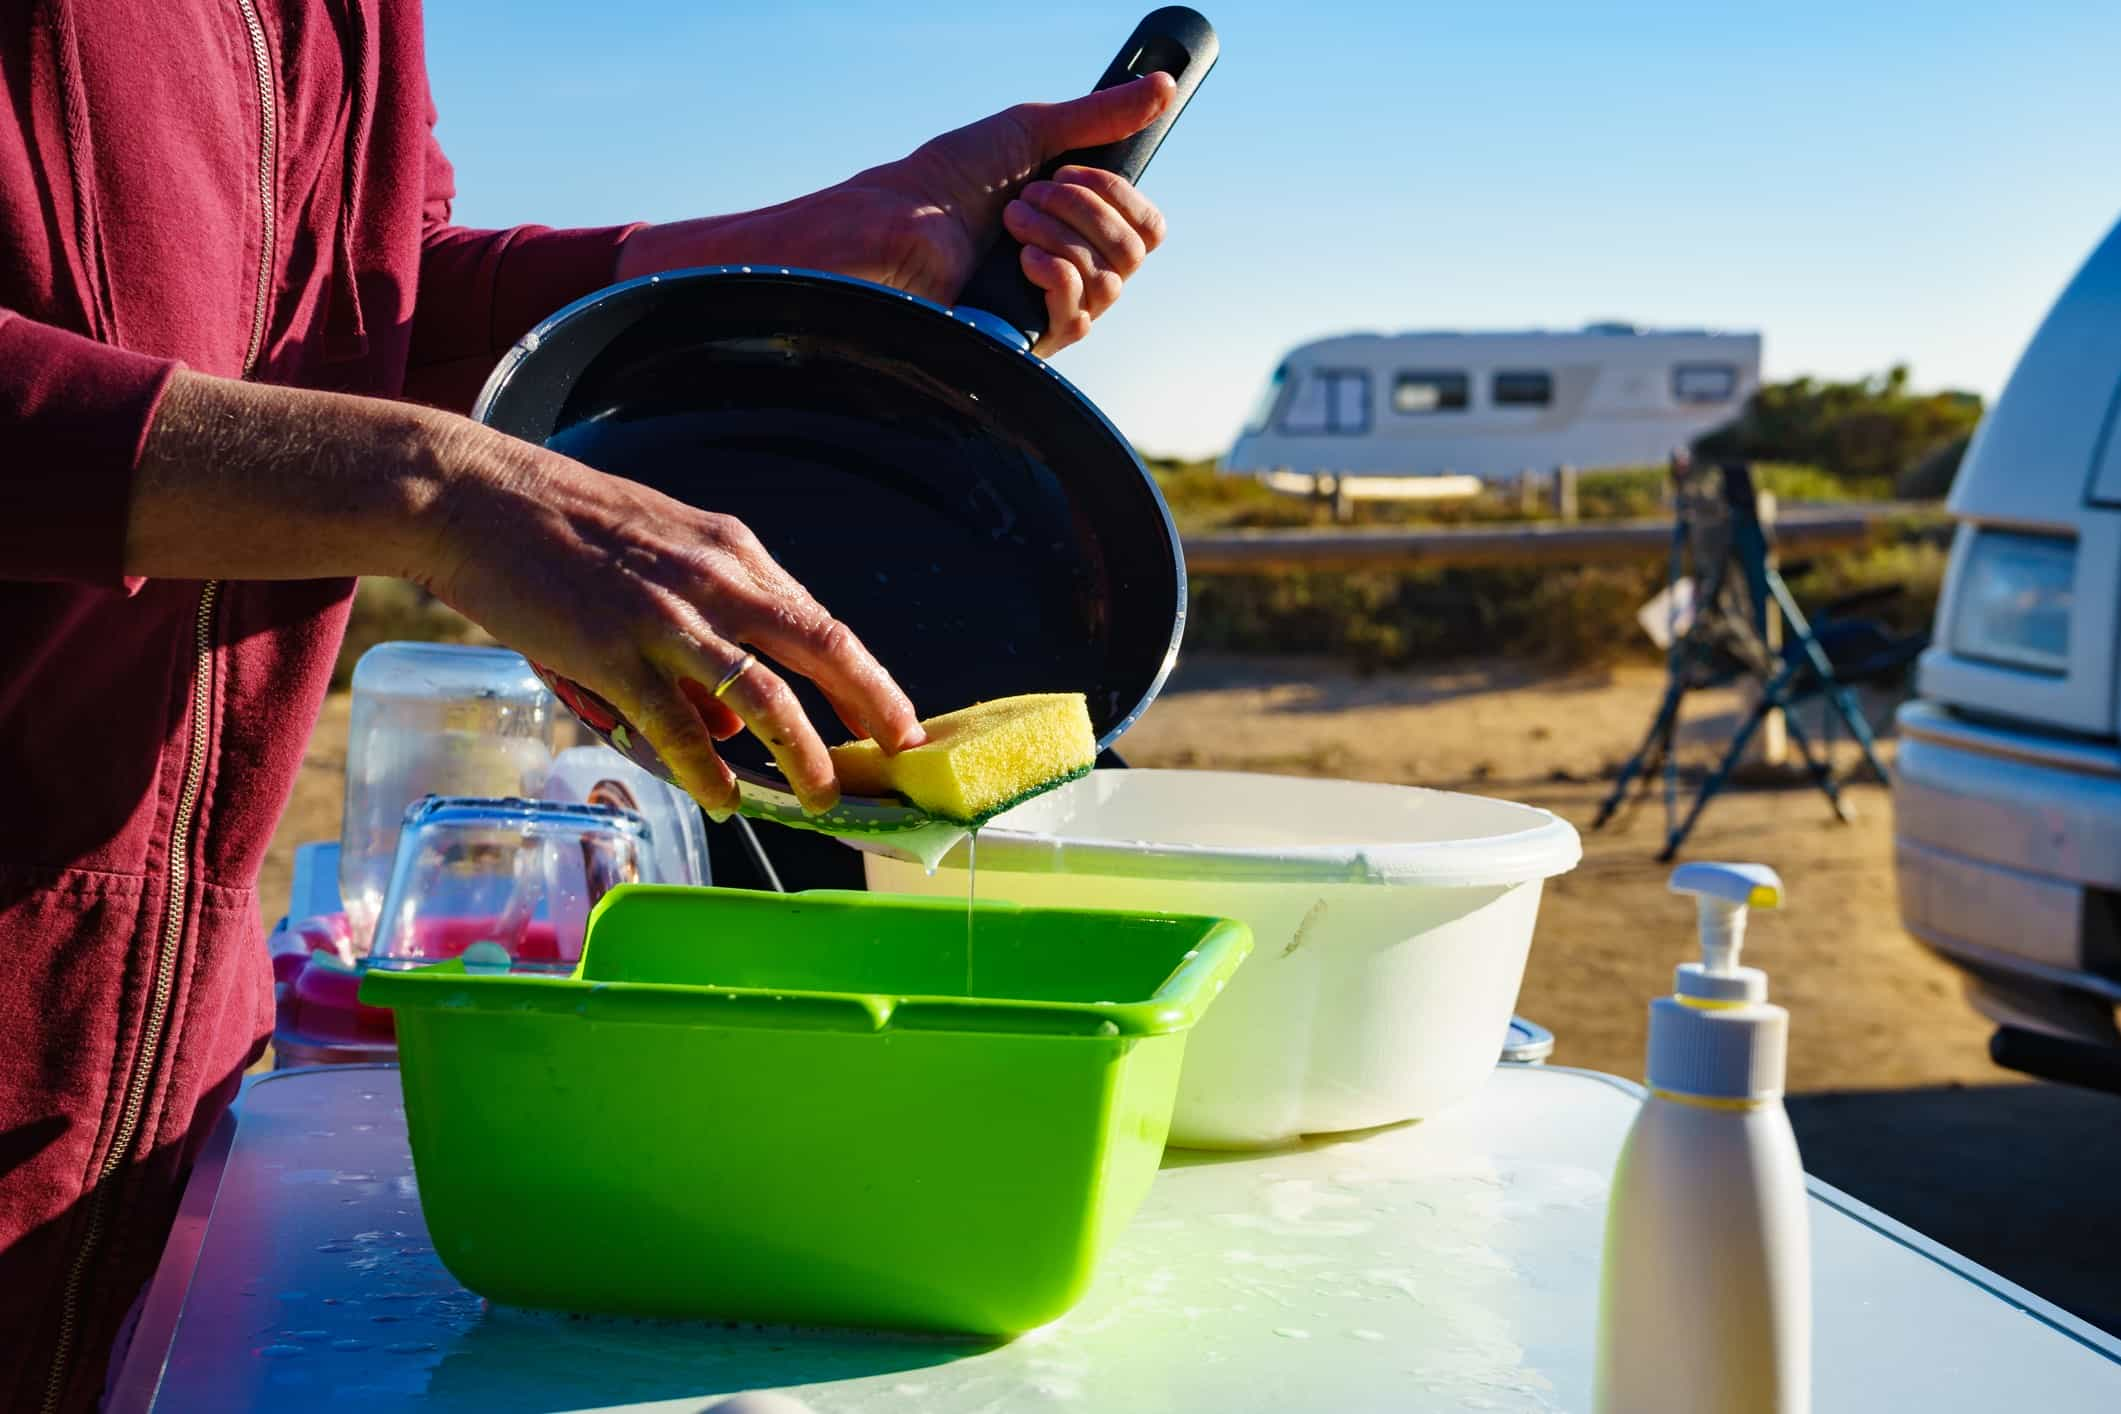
xmin=0 ymin=2 xmax=1177 ymax=1405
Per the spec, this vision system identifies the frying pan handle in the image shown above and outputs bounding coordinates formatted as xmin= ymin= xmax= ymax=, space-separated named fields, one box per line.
xmin=954 ymin=7 xmax=1220 ymax=349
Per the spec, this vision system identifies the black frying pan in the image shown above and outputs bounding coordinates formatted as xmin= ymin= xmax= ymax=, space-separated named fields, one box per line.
xmin=473 ymin=8 xmax=1217 ymax=834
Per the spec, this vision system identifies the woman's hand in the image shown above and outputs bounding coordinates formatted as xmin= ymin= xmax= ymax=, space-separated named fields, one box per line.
xmin=616 ymin=74 xmax=1176 ymax=356
xmin=418 ymin=423 xmax=925 ymax=819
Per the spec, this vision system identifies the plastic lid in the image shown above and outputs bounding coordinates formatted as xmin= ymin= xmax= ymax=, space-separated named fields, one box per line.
xmin=1646 ymin=995 xmax=1788 ymax=1100
xmin=1675 ymin=959 xmax=1767 ymax=1004
xmin=348 ymin=641 xmax=552 ymax=699
xmin=847 ymin=770 xmax=1583 ymax=889
xmin=1501 ymin=1015 xmax=1555 ymax=1064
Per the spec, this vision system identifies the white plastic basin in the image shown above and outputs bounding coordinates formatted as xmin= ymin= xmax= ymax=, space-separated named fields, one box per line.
xmin=854 ymin=769 xmax=1582 ymax=1150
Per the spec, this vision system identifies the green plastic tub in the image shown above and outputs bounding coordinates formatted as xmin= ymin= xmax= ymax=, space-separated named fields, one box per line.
xmin=359 ymin=885 xmax=1251 ymax=1336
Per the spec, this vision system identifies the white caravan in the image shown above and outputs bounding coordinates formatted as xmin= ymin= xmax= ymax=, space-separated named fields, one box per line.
xmin=1222 ymin=324 xmax=1762 ymax=482
xmin=1894 ymin=215 xmax=2121 ymax=1063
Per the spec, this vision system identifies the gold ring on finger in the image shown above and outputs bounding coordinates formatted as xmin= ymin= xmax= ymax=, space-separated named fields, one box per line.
xmin=711 ymin=651 xmax=758 ymax=701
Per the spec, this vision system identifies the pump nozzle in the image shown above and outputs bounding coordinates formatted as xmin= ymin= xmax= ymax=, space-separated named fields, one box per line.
xmin=1667 ymin=862 xmax=1784 ymax=1002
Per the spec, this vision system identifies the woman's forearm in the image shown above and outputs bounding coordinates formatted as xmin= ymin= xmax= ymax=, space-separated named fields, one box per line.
xmin=128 ymin=369 xmax=477 ymax=583
xmin=612 ymin=193 xmax=842 ymax=285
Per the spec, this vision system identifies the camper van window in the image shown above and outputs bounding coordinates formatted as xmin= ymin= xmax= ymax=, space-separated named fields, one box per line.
xmin=1391 ymin=371 xmax=1470 ymax=415
xmin=1280 ymin=369 xmax=1371 ymax=434
xmin=1244 ymin=365 xmax=1289 ymax=433
xmin=1330 ymin=372 xmax=1371 ymax=432
xmin=1492 ymin=370 xmax=1553 ymax=407
xmin=1672 ymin=363 xmax=1739 ymax=404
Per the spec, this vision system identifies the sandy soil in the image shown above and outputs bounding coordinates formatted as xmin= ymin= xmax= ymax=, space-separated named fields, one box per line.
xmin=260 ymin=656 xmax=2121 ymax=1336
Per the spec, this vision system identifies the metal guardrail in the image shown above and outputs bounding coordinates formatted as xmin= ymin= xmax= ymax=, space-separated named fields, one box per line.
xmin=1179 ymin=502 xmax=1935 ymax=575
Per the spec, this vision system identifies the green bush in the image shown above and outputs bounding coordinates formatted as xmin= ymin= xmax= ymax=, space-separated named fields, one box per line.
xmin=334 ymin=578 xmax=486 ymax=688
xmin=1147 ymin=459 xmax=1318 ymax=531
xmin=1158 ymin=448 xmax=1940 ymax=671
xmin=1183 ymin=525 xmax=1946 ymax=673
xmin=1569 ymin=467 xmax=1665 ymax=519
xmin=1570 ymin=462 xmax=1887 ymax=521
xmin=1186 ymin=560 xmax=1670 ymax=672
xmin=1519 ymin=563 xmax=1668 ymax=667
xmin=1155 ymin=457 xmax=1885 ymax=534
xmin=1693 ymin=366 xmax=1982 ymax=490
xmin=1785 ymin=536 xmax=1949 ymax=639
xmin=1147 ymin=457 xmax=1525 ymax=530
xmin=1895 ymin=434 xmax=1970 ymax=501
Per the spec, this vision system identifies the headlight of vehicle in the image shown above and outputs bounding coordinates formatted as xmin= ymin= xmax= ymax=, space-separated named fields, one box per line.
xmin=1951 ymin=529 xmax=2076 ymax=674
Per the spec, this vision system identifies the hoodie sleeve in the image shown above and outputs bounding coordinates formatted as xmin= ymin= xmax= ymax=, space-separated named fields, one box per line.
xmin=403 ymin=109 xmax=643 ymax=414
xmin=0 ymin=308 xmax=176 ymax=591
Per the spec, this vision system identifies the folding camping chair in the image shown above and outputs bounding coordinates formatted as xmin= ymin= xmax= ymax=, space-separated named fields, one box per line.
xmin=1591 ymin=460 xmax=1925 ymax=861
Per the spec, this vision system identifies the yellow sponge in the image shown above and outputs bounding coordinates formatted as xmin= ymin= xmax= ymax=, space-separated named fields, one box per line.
xmin=830 ymin=693 xmax=1096 ymax=826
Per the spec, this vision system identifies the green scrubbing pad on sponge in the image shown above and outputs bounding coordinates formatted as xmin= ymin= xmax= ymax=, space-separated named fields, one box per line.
xmin=830 ymin=693 xmax=1097 ymax=827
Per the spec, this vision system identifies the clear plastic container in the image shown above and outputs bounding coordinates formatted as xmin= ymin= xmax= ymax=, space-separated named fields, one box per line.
xmin=339 ymin=643 xmax=557 ymax=955
xmin=368 ymin=796 xmax=655 ymax=975
xmin=541 ymin=745 xmax=710 ymax=886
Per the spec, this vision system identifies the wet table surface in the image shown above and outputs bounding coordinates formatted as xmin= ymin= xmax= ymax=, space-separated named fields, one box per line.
xmin=113 ymin=1064 xmax=2121 ymax=1413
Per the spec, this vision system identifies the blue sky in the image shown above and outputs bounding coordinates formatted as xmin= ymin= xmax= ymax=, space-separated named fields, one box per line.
xmin=426 ymin=0 xmax=2121 ymax=457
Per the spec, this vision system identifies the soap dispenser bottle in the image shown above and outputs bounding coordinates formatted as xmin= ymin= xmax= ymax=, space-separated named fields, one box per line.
xmin=1594 ymin=862 xmax=1810 ymax=1414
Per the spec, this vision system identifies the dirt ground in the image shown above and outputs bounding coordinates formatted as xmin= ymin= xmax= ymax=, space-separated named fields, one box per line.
xmin=262 ymin=656 xmax=2121 ymax=1338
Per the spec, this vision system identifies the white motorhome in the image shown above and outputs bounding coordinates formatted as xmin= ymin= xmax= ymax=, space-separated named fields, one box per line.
xmin=1222 ymin=324 xmax=1762 ymax=482
xmin=1895 ymin=217 xmax=2121 ymax=1064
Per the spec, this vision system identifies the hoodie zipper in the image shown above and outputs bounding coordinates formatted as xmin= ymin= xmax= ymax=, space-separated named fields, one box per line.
xmin=39 ymin=2 xmax=272 ymax=1406
xmin=234 ymin=0 xmax=277 ymax=377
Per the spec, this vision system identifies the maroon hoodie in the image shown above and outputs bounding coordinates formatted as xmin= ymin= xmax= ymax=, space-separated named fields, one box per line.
xmin=0 ymin=2 xmax=640 ymax=1405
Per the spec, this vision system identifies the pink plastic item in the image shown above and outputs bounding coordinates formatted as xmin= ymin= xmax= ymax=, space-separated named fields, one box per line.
xmin=269 ymin=905 xmax=577 ymax=1068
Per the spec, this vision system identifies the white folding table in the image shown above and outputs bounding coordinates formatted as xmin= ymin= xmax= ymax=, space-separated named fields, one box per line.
xmin=110 ymin=1062 xmax=2121 ymax=1412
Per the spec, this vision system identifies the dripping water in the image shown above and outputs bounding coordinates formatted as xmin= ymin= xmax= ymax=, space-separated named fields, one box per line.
xmin=965 ymin=830 xmax=979 ymax=995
